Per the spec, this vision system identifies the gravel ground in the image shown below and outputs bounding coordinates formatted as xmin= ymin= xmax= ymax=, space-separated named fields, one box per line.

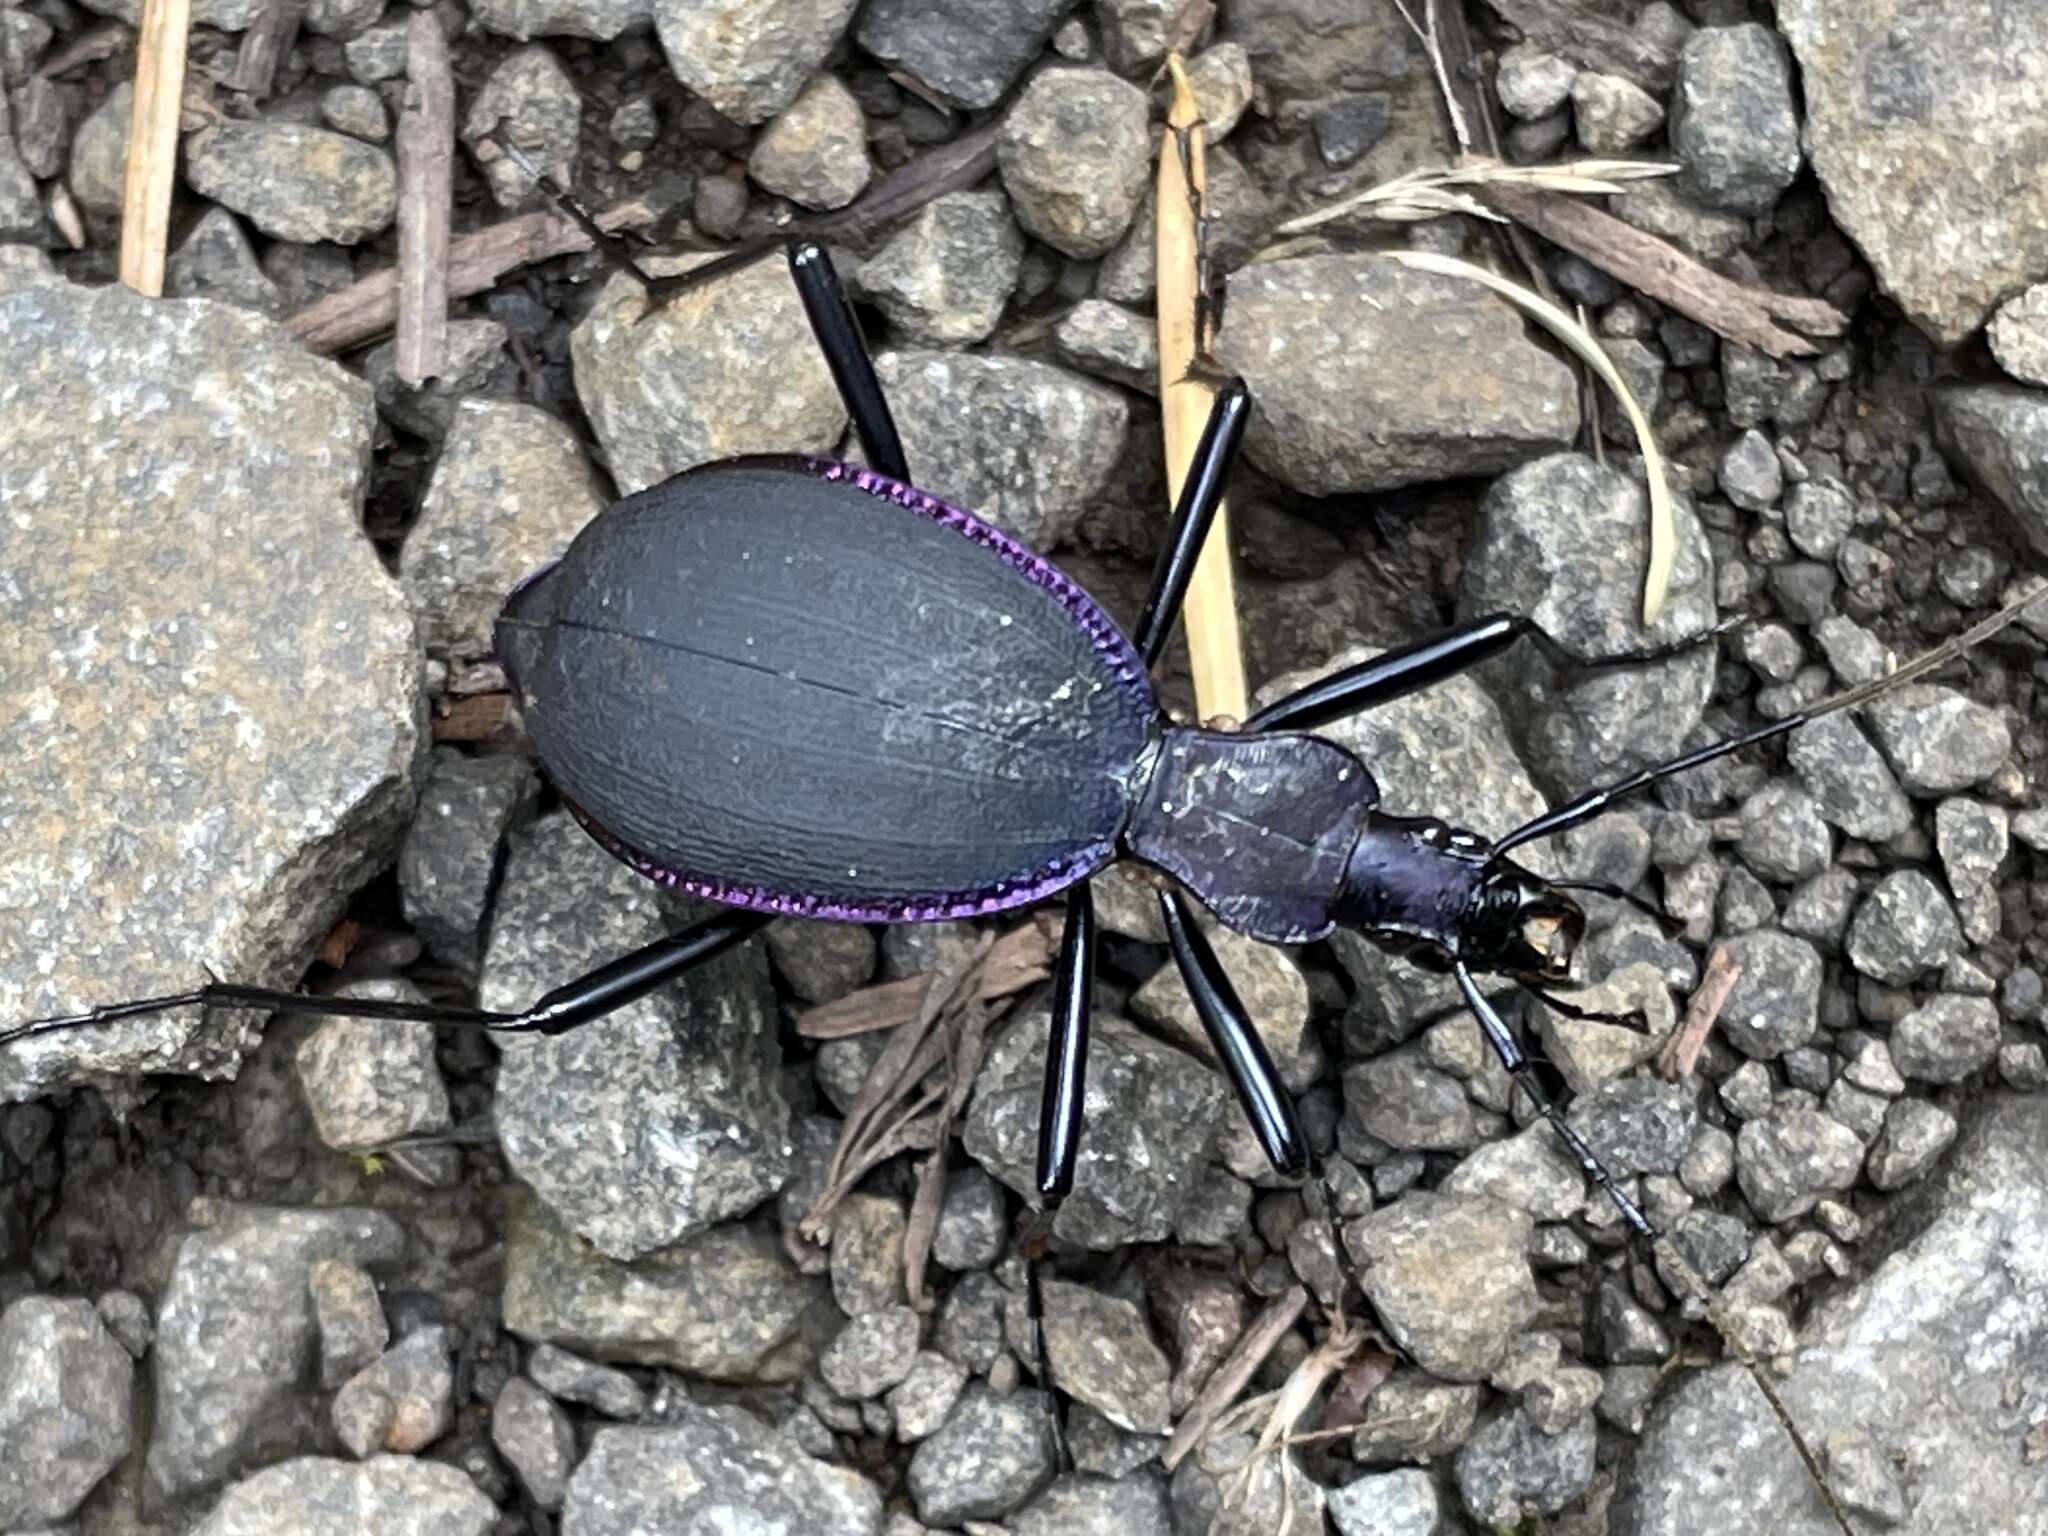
xmin=4 ymin=1 xmax=2048 ymax=1533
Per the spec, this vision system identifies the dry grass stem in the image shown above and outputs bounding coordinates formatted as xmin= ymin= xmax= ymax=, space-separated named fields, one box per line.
xmin=1274 ymin=158 xmax=1678 ymax=237
xmin=394 ymin=12 xmax=455 ymax=385
xmin=1384 ymin=248 xmax=1676 ymax=623
xmin=117 ymin=0 xmax=189 ymax=296
xmin=796 ymin=915 xmax=1056 ymax=1039
xmin=1156 ymin=53 xmax=1249 ymax=723
xmin=1163 ymin=1285 xmax=1307 ymax=1470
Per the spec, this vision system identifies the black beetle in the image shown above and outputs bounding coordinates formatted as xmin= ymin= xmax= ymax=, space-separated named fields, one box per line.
xmin=8 ymin=238 xmax=2042 ymax=1379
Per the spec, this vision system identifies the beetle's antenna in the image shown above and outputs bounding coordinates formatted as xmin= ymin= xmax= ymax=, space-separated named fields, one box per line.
xmin=1486 ymin=584 xmax=2048 ymax=863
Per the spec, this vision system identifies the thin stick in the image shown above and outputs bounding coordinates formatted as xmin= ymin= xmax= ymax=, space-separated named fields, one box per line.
xmin=1657 ymin=943 xmax=1740 ymax=1079
xmin=286 ymin=200 xmax=653 ymax=353
xmin=1163 ymin=1285 xmax=1307 ymax=1470
xmin=117 ymin=0 xmax=189 ymax=295
xmin=1481 ymin=184 xmax=1849 ymax=360
xmin=394 ymin=11 xmax=454 ymax=385
xmin=1156 ymin=54 xmax=1248 ymax=723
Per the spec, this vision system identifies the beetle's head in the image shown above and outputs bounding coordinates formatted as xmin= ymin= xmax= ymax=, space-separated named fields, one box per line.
xmin=1464 ymin=861 xmax=1585 ymax=983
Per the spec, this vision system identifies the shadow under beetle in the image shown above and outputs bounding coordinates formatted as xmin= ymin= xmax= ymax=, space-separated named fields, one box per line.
xmin=8 ymin=235 xmax=2045 ymax=1444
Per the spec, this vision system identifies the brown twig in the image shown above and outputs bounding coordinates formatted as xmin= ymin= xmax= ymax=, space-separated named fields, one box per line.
xmin=285 ymin=200 xmax=653 ymax=353
xmin=796 ymin=915 xmax=1056 ymax=1039
xmin=117 ymin=0 xmax=189 ymax=295
xmin=1479 ymin=184 xmax=1849 ymax=359
xmin=1656 ymin=942 xmax=1741 ymax=1080
xmin=227 ymin=0 xmax=303 ymax=98
xmin=395 ymin=11 xmax=454 ymax=385
xmin=1163 ymin=1285 xmax=1308 ymax=1470
xmin=38 ymin=25 xmax=131 ymax=79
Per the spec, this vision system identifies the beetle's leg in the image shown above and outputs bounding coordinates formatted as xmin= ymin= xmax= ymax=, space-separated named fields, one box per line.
xmin=1023 ymin=880 xmax=1096 ymax=1469
xmin=0 ymin=909 xmax=774 ymax=1049
xmin=1454 ymin=964 xmax=1655 ymax=1237
xmin=1517 ymin=982 xmax=1648 ymax=1032
xmin=1245 ymin=613 xmax=1534 ymax=733
xmin=784 ymin=240 xmax=911 ymax=483
xmin=1158 ymin=889 xmax=1307 ymax=1178
xmin=1131 ymin=379 xmax=1253 ymax=671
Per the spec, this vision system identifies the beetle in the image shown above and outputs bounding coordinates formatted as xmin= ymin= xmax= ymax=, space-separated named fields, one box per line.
xmin=7 ymin=239 xmax=2040 ymax=1322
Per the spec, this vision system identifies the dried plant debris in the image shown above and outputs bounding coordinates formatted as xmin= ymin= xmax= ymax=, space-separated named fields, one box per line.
xmin=7 ymin=2 xmax=2048 ymax=1535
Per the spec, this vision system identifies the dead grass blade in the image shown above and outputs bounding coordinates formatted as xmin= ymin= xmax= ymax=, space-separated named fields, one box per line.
xmin=1163 ymin=1285 xmax=1307 ymax=1471
xmin=1657 ymin=943 xmax=1740 ymax=1079
xmin=1273 ymin=158 xmax=1678 ymax=237
xmin=1383 ymin=248 xmax=1676 ymax=624
xmin=796 ymin=914 xmax=1057 ymax=1039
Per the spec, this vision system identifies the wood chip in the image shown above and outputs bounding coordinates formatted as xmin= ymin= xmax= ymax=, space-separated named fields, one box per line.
xmin=1480 ymin=184 xmax=1849 ymax=359
xmin=117 ymin=0 xmax=190 ymax=297
xmin=1163 ymin=1285 xmax=1308 ymax=1471
xmin=227 ymin=0 xmax=304 ymax=99
xmin=395 ymin=12 xmax=455 ymax=385
xmin=1657 ymin=942 xmax=1741 ymax=1080
xmin=286 ymin=200 xmax=654 ymax=354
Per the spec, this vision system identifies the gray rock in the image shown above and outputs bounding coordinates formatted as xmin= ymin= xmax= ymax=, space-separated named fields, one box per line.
xmin=463 ymin=46 xmax=581 ymax=209
xmin=526 ymin=1341 xmax=645 ymax=1418
xmin=1568 ymin=1077 xmax=1697 ymax=1176
xmin=1216 ymin=256 xmax=1579 ymax=498
xmin=966 ymin=1006 xmax=1224 ymax=1249
xmin=1788 ymin=715 xmax=1912 ymax=842
xmin=1889 ymin=993 xmax=2000 ymax=1084
xmin=749 ymin=74 xmax=872 ymax=211
xmin=295 ymin=980 xmax=452 ymax=1154
xmin=1780 ymin=0 xmax=2048 ymax=345
xmin=403 ymin=400 xmax=604 ymax=659
xmin=820 ymin=1305 xmax=920 ymax=1399
xmin=1177 ymin=42 xmax=1253 ymax=138
xmin=1846 ymin=869 xmax=1960 ymax=986
xmin=1455 ymin=1408 xmax=1597 ymax=1525
xmin=1784 ymin=479 xmax=1857 ymax=561
xmin=147 ymin=1205 xmax=406 ymax=1502
xmin=829 ymin=1192 xmax=908 ymax=1316
xmin=492 ymin=1375 xmax=576 ymax=1509
xmin=855 ymin=0 xmax=1077 ymax=110
xmin=564 ymin=1412 xmax=881 ymax=1535
xmin=1461 ymin=454 xmax=1717 ymax=797
xmin=1990 ymin=283 xmax=2048 ymax=387
xmin=1716 ymin=930 xmax=1822 ymax=1060
xmin=573 ymin=253 xmax=844 ymax=496
xmin=654 ymin=0 xmax=857 ymax=124
xmin=1572 ymin=71 xmax=1664 ymax=152
xmin=1932 ymin=384 xmax=2048 ymax=555
xmin=165 ymin=207 xmax=287 ymax=315
xmin=1661 ymin=1209 xmax=1751 ymax=1287
xmin=1668 ymin=24 xmax=1800 ymax=213
xmin=1623 ymin=1096 xmax=2048 ymax=1533
xmin=308 ymin=1259 xmax=387 ymax=1389
xmin=1735 ymin=1104 xmax=1863 ymax=1222
xmin=483 ymin=814 xmax=788 ymax=1259
xmin=906 ymin=1386 xmax=1057 ymax=1526
xmin=469 ymin=0 xmax=646 ymax=39
xmin=1597 ymin=1281 xmax=1673 ymax=1364
xmin=398 ymin=748 xmax=537 ymax=972
xmin=1328 ymin=1466 xmax=1438 ymax=1536
xmin=1224 ymin=0 xmax=1414 ymax=103
xmin=0 ymin=283 xmax=417 ymax=1100
xmin=1718 ymin=428 xmax=1782 ymax=511
xmin=1611 ymin=180 xmax=1750 ymax=261
xmin=501 ymin=1188 xmax=822 ymax=1382
xmin=1867 ymin=682 xmax=2011 ymax=794
xmin=932 ymin=1271 xmax=1007 ymax=1374
xmin=1531 ymin=964 xmax=1670 ymax=1093
xmin=1170 ymin=1429 xmax=1326 ymax=1536
xmin=0 ymin=1297 xmax=134 ymax=1528
xmin=363 ymin=317 xmax=508 ymax=441
xmin=1009 ymin=1470 xmax=1172 ymax=1536
xmin=1866 ymin=1098 xmax=1957 ymax=1191
xmin=193 ymin=1456 xmax=496 ymax=1536
xmin=66 ymin=80 xmax=131 ymax=219
xmin=764 ymin=919 xmax=875 ymax=1005
xmin=1346 ymin=1194 xmax=1536 ymax=1381
xmin=1052 ymin=298 xmax=1159 ymax=391
xmin=851 ymin=190 xmax=1023 ymax=345
xmin=871 ymin=349 xmax=1127 ymax=549
xmin=344 ymin=18 xmax=411 ymax=79
xmin=1496 ymin=44 xmax=1576 ymax=120
xmin=322 ymin=83 xmax=389 ymax=141
xmin=1936 ymin=796 xmax=2009 ymax=899
xmin=185 ymin=123 xmax=396 ymax=244
xmin=1441 ymin=1124 xmax=1585 ymax=1221
xmin=0 ymin=92 xmax=41 ymax=241
xmin=931 ymin=1165 xmax=1006 ymax=1272
xmin=996 ymin=68 xmax=1148 ymax=259
xmin=331 ymin=1326 xmax=454 ymax=1457
xmin=1735 ymin=782 xmax=1832 ymax=883
xmin=1351 ymin=1370 xmax=1480 ymax=1463
xmin=1041 ymin=1280 xmax=1170 ymax=1432
xmin=1312 ymin=90 xmax=1393 ymax=168
xmin=1344 ymin=1049 xmax=1479 ymax=1151
xmin=888 ymin=1349 xmax=969 ymax=1441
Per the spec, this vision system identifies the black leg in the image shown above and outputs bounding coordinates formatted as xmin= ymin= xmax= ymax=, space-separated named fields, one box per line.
xmin=784 ymin=241 xmax=910 ymax=484
xmin=1454 ymin=964 xmax=1653 ymax=1236
xmin=1035 ymin=884 xmax=1095 ymax=1202
xmin=1131 ymin=380 xmax=1252 ymax=670
xmin=0 ymin=908 xmax=774 ymax=1049
xmin=1158 ymin=888 xmax=1306 ymax=1178
xmin=1517 ymin=981 xmax=1647 ymax=1031
xmin=1246 ymin=613 xmax=1531 ymax=734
